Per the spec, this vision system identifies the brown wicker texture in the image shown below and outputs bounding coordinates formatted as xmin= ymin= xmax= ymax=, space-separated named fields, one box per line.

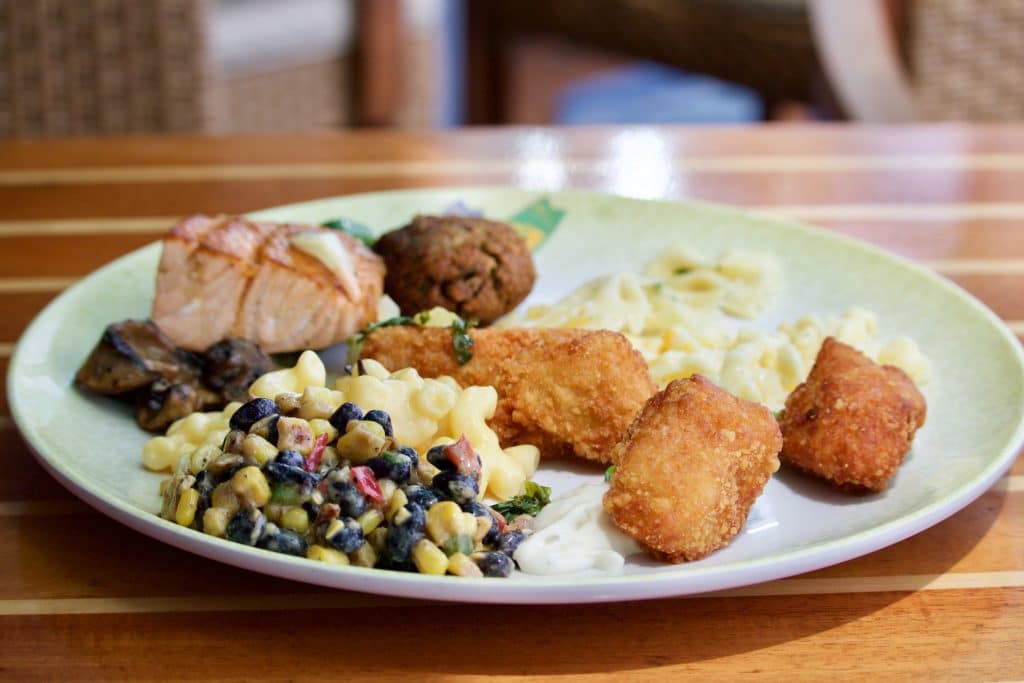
xmin=0 ymin=0 xmax=207 ymax=137
xmin=0 ymin=0 xmax=353 ymax=137
xmin=908 ymin=0 xmax=1024 ymax=121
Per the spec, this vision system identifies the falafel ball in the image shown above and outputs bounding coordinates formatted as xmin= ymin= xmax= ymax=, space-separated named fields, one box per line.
xmin=374 ymin=214 xmax=536 ymax=324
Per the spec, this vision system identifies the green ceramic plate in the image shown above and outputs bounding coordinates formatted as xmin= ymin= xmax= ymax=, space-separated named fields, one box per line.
xmin=9 ymin=187 xmax=1024 ymax=603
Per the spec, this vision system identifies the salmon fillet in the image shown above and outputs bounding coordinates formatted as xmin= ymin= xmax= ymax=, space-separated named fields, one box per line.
xmin=359 ymin=326 xmax=657 ymax=463
xmin=152 ymin=214 xmax=385 ymax=353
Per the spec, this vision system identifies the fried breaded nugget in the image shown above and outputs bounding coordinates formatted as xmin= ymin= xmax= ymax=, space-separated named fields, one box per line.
xmin=603 ymin=375 xmax=782 ymax=562
xmin=778 ymin=337 xmax=927 ymax=493
xmin=360 ymin=327 xmax=657 ymax=463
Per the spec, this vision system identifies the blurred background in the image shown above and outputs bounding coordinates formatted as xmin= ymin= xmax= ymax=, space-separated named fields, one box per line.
xmin=1 ymin=0 xmax=1021 ymax=138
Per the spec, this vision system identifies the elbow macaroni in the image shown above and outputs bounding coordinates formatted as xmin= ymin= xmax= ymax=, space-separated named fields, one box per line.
xmin=500 ymin=245 xmax=930 ymax=411
xmin=142 ymin=350 xmax=540 ymax=501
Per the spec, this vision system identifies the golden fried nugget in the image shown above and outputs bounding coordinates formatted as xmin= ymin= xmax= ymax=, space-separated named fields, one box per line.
xmin=603 ymin=375 xmax=782 ymax=562
xmin=360 ymin=327 xmax=656 ymax=463
xmin=778 ymin=337 xmax=927 ymax=493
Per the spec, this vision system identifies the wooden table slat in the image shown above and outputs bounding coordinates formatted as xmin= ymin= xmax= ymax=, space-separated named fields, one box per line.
xmin=1 ymin=125 xmax=1022 ymax=681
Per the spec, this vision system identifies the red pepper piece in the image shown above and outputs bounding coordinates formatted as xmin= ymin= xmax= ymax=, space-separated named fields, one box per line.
xmin=444 ymin=435 xmax=481 ymax=478
xmin=304 ymin=432 xmax=329 ymax=473
xmin=351 ymin=465 xmax=384 ymax=504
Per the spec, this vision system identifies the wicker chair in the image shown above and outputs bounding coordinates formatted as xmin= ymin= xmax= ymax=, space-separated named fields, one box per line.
xmin=0 ymin=0 xmax=357 ymax=138
xmin=811 ymin=0 xmax=1024 ymax=121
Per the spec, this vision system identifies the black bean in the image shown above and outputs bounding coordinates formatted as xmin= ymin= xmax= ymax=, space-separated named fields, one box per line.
xmin=326 ymin=481 xmax=368 ymax=518
xmin=375 ymin=552 xmax=417 ymax=573
xmin=264 ymin=461 xmax=317 ymax=488
xmin=229 ymin=397 xmax=279 ymax=432
xmin=498 ymin=531 xmax=525 ymax=560
xmin=363 ymin=409 xmax=393 ymax=437
xmin=432 ymin=471 xmax=478 ymax=505
xmin=462 ymin=501 xmax=501 ymax=546
xmin=365 ymin=451 xmax=412 ymax=484
xmin=274 ymin=449 xmax=305 ymax=469
xmin=384 ymin=501 xmax=426 ymax=562
xmin=472 ymin=551 xmax=514 ymax=578
xmin=193 ymin=470 xmax=216 ymax=511
xmin=249 ymin=414 xmax=279 ymax=444
xmin=226 ymin=508 xmax=266 ymax=546
xmin=403 ymin=485 xmax=442 ymax=510
xmin=324 ymin=517 xmax=364 ymax=553
xmin=258 ymin=528 xmax=308 ymax=557
xmin=396 ymin=445 xmax=419 ymax=467
xmin=328 ymin=402 xmax=364 ymax=432
xmin=426 ymin=444 xmax=455 ymax=472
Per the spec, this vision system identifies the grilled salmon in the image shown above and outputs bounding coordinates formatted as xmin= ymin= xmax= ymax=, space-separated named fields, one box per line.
xmin=152 ymin=214 xmax=385 ymax=353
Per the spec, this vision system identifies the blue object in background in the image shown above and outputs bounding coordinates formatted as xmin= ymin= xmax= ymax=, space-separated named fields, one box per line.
xmin=556 ymin=62 xmax=763 ymax=124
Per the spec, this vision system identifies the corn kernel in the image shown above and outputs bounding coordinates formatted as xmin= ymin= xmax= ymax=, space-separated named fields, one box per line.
xmin=472 ymin=515 xmax=493 ymax=543
xmin=320 ymin=446 xmax=340 ymax=469
xmin=447 ymin=552 xmax=483 ymax=577
xmin=174 ymin=488 xmax=200 ymax=526
xmin=357 ymin=508 xmax=384 ymax=535
xmin=385 ymin=488 xmax=408 ymax=521
xmin=211 ymin=482 xmax=240 ymax=513
xmin=349 ymin=542 xmax=377 ymax=568
xmin=308 ymin=418 xmax=338 ymax=443
xmin=299 ymin=387 xmax=341 ymax=421
xmin=202 ymin=507 xmax=231 ymax=537
xmin=412 ymin=539 xmax=448 ymax=575
xmin=307 ymin=544 xmax=350 ymax=565
xmin=335 ymin=421 xmax=386 ymax=464
xmin=275 ymin=392 xmax=301 ymax=415
xmin=189 ymin=444 xmax=222 ymax=475
xmin=263 ymin=503 xmax=285 ymax=524
xmin=241 ymin=434 xmax=277 ymax=466
xmin=416 ymin=459 xmax=441 ymax=484
xmin=230 ymin=466 xmax=271 ymax=507
xmin=368 ymin=527 xmax=388 ymax=552
xmin=426 ymin=501 xmax=463 ymax=545
xmin=277 ymin=416 xmax=315 ymax=455
xmin=280 ymin=506 xmax=310 ymax=534
xmin=378 ymin=478 xmax=397 ymax=506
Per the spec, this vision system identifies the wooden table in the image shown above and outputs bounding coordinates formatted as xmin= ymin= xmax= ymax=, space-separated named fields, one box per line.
xmin=2 ymin=125 xmax=1022 ymax=681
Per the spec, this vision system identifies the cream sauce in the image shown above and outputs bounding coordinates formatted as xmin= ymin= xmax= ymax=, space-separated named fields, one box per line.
xmin=514 ymin=482 xmax=642 ymax=575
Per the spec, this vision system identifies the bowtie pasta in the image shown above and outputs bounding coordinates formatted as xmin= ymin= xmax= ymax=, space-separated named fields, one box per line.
xmin=500 ymin=245 xmax=930 ymax=410
xmin=143 ymin=351 xmax=540 ymax=501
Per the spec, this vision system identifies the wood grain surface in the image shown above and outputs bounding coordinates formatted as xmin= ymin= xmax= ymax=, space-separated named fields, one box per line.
xmin=1 ymin=124 xmax=1022 ymax=681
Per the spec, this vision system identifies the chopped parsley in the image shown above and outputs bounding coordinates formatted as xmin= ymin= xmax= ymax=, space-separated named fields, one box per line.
xmin=673 ymin=266 xmax=693 ymax=275
xmin=321 ymin=217 xmax=377 ymax=246
xmin=604 ymin=465 xmax=616 ymax=483
xmin=451 ymin=317 xmax=477 ymax=365
xmin=351 ymin=315 xmax=417 ymax=345
xmin=492 ymin=481 xmax=551 ymax=521
xmin=351 ymin=310 xmax=476 ymax=365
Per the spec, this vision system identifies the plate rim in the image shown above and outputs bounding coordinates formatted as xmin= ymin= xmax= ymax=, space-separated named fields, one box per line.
xmin=9 ymin=186 xmax=1024 ymax=604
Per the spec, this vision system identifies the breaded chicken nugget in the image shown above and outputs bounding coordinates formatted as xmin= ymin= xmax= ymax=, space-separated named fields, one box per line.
xmin=360 ymin=327 xmax=656 ymax=463
xmin=778 ymin=337 xmax=926 ymax=493
xmin=603 ymin=375 xmax=782 ymax=562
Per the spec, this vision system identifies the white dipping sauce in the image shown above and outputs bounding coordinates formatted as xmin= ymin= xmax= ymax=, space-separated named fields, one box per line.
xmin=514 ymin=482 xmax=642 ymax=575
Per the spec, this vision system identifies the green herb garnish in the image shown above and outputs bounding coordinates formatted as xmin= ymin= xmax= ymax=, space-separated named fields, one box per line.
xmin=604 ymin=465 xmax=616 ymax=483
xmin=351 ymin=315 xmax=417 ymax=345
xmin=451 ymin=317 xmax=478 ymax=365
xmin=492 ymin=481 xmax=551 ymax=521
xmin=673 ymin=266 xmax=693 ymax=275
xmin=321 ymin=217 xmax=376 ymax=246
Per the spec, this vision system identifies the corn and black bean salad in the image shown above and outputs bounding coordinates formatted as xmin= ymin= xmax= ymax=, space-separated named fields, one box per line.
xmin=159 ymin=395 xmax=527 ymax=578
